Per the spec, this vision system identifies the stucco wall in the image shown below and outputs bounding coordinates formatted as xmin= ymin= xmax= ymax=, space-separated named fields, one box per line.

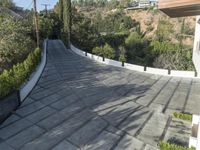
xmin=193 ymin=16 xmax=200 ymax=77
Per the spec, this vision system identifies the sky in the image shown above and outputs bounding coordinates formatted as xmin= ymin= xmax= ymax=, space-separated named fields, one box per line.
xmin=13 ymin=0 xmax=58 ymax=11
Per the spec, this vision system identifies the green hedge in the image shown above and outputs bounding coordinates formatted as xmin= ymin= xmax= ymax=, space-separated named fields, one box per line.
xmin=173 ymin=112 xmax=192 ymax=121
xmin=160 ymin=141 xmax=195 ymax=150
xmin=0 ymin=48 xmax=41 ymax=99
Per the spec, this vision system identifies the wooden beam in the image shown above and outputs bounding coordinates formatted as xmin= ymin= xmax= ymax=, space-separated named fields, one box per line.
xmin=159 ymin=0 xmax=200 ymax=9
xmin=158 ymin=0 xmax=200 ymax=17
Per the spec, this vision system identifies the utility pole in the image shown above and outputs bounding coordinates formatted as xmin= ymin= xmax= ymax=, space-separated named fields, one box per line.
xmin=33 ymin=0 xmax=40 ymax=47
xmin=42 ymin=4 xmax=50 ymax=15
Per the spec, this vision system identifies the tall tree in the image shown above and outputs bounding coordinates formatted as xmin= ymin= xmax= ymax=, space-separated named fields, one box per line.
xmin=59 ymin=0 xmax=63 ymax=21
xmin=63 ymin=0 xmax=71 ymax=47
xmin=0 ymin=0 xmax=14 ymax=8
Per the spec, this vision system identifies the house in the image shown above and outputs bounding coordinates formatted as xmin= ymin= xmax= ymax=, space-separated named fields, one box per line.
xmin=126 ymin=0 xmax=158 ymax=10
xmin=138 ymin=0 xmax=150 ymax=8
xmin=158 ymin=0 xmax=200 ymax=149
xmin=149 ymin=0 xmax=158 ymax=6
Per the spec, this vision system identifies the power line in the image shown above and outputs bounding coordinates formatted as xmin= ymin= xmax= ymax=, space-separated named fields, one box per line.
xmin=41 ymin=4 xmax=50 ymax=14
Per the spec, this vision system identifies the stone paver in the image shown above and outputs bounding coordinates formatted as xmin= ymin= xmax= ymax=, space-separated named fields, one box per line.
xmin=114 ymin=135 xmax=145 ymax=150
xmin=5 ymin=125 xmax=45 ymax=149
xmin=52 ymin=140 xmax=79 ymax=150
xmin=0 ymin=40 xmax=198 ymax=149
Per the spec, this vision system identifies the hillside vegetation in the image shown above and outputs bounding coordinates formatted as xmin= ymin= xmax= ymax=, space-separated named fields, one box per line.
xmin=65 ymin=2 xmax=195 ymax=71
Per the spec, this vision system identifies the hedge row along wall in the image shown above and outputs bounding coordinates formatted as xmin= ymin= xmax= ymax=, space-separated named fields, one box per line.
xmin=0 ymin=48 xmax=41 ymax=99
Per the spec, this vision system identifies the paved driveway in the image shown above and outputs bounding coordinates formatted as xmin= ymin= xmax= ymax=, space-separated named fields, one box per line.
xmin=0 ymin=40 xmax=199 ymax=150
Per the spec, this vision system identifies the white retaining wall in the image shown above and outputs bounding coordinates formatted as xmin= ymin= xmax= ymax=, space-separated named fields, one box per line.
xmin=170 ymin=70 xmax=195 ymax=78
xmin=189 ymin=115 xmax=200 ymax=149
xmin=124 ymin=63 xmax=144 ymax=72
xmin=71 ymin=44 xmax=198 ymax=78
xmin=19 ymin=40 xmax=47 ymax=101
xmin=193 ymin=16 xmax=200 ymax=77
xmin=103 ymin=58 xmax=122 ymax=68
xmin=146 ymin=67 xmax=168 ymax=75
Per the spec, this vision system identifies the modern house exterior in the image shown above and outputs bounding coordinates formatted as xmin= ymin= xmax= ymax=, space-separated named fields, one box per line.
xmin=158 ymin=1 xmax=200 ymax=149
xmin=138 ymin=0 xmax=150 ymax=8
xmin=126 ymin=0 xmax=158 ymax=10
xmin=150 ymin=0 xmax=158 ymax=6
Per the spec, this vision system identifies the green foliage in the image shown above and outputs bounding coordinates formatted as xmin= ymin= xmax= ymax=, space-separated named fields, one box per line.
xmin=65 ymin=4 xmax=194 ymax=71
xmin=100 ymin=32 xmax=129 ymax=48
xmin=59 ymin=0 xmax=64 ymax=21
xmin=92 ymin=46 xmax=103 ymax=56
xmin=173 ymin=112 xmax=192 ymax=121
xmin=92 ymin=43 xmax=115 ymax=59
xmin=71 ymin=9 xmax=98 ymax=52
xmin=160 ymin=141 xmax=195 ymax=150
xmin=103 ymin=43 xmax=115 ymax=59
xmin=183 ymin=23 xmax=195 ymax=35
xmin=150 ymin=40 xmax=180 ymax=54
xmin=63 ymin=0 xmax=72 ymax=47
xmin=0 ymin=14 xmax=35 ymax=71
xmin=125 ymin=32 xmax=155 ymax=66
xmin=156 ymin=19 xmax=174 ymax=42
xmin=0 ymin=0 xmax=14 ymax=8
xmin=100 ymin=11 xmax=138 ymax=33
xmin=39 ymin=13 xmax=62 ymax=39
xmin=125 ymin=32 xmax=143 ymax=49
xmin=152 ymin=44 xmax=194 ymax=71
xmin=0 ymin=48 xmax=41 ymax=98
xmin=119 ymin=46 xmax=126 ymax=62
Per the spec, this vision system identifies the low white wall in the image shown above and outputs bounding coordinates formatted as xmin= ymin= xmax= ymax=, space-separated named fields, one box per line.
xmin=71 ymin=44 xmax=86 ymax=57
xmin=171 ymin=70 xmax=195 ymax=78
xmin=197 ymin=121 xmax=200 ymax=150
xmin=124 ymin=63 xmax=144 ymax=72
xmin=71 ymin=44 xmax=198 ymax=78
xmin=91 ymin=54 xmax=103 ymax=63
xmin=19 ymin=40 xmax=47 ymax=101
xmin=189 ymin=137 xmax=197 ymax=148
xmin=147 ymin=67 xmax=168 ymax=76
xmin=103 ymin=58 xmax=122 ymax=68
xmin=192 ymin=115 xmax=200 ymax=125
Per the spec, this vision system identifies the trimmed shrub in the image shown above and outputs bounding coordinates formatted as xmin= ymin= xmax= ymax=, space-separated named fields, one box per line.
xmin=92 ymin=43 xmax=115 ymax=59
xmin=92 ymin=46 xmax=103 ymax=56
xmin=0 ymin=48 xmax=41 ymax=99
xmin=103 ymin=43 xmax=115 ymax=59
xmin=160 ymin=141 xmax=195 ymax=150
xmin=119 ymin=46 xmax=127 ymax=62
xmin=173 ymin=112 xmax=192 ymax=121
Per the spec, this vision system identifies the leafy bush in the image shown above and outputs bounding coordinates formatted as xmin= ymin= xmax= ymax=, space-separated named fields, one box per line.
xmin=119 ymin=46 xmax=127 ymax=62
xmin=150 ymin=40 xmax=180 ymax=54
xmin=156 ymin=19 xmax=174 ymax=42
xmin=160 ymin=141 xmax=195 ymax=150
xmin=92 ymin=43 xmax=115 ymax=59
xmin=0 ymin=14 xmax=35 ymax=72
xmin=153 ymin=46 xmax=194 ymax=71
xmin=99 ymin=32 xmax=129 ymax=48
xmin=103 ymin=43 xmax=115 ymax=59
xmin=173 ymin=112 xmax=192 ymax=121
xmin=125 ymin=32 xmax=143 ymax=49
xmin=0 ymin=48 xmax=41 ymax=98
xmin=0 ymin=0 xmax=14 ymax=8
xmin=92 ymin=46 xmax=103 ymax=56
